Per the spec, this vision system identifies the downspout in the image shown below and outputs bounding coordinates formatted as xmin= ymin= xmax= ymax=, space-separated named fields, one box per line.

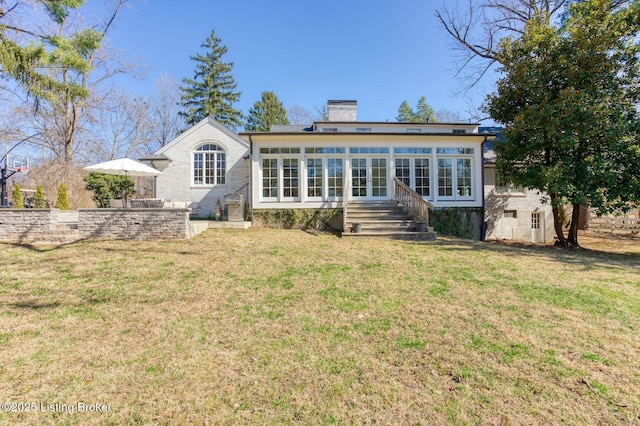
xmin=248 ymin=135 xmax=254 ymax=226
xmin=480 ymin=135 xmax=488 ymax=241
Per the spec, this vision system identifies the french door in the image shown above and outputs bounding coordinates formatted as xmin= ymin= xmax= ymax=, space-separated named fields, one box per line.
xmin=351 ymin=157 xmax=388 ymax=200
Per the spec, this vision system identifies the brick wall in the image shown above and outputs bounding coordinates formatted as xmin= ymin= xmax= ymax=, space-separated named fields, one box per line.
xmin=78 ymin=209 xmax=190 ymax=240
xmin=154 ymin=118 xmax=250 ymax=217
xmin=0 ymin=209 xmax=58 ymax=243
xmin=483 ymin=166 xmax=555 ymax=243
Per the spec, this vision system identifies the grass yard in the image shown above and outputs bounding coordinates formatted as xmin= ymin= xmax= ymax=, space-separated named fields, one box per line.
xmin=0 ymin=230 xmax=639 ymax=425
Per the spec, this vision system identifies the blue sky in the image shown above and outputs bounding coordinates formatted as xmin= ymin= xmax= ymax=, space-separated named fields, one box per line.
xmin=100 ymin=0 xmax=497 ymax=123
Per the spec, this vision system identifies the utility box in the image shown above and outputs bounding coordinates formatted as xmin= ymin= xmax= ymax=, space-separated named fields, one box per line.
xmin=226 ymin=193 xmax=244 ymax=222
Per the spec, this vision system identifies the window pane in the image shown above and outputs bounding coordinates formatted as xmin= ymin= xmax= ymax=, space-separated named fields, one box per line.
xmin=456 ymin=158 xmax=472 ymax=197
xmin=217 ymin=153 xmax=226 ymax=184
xmin=307 ymin=158 xmax=323 ymax=198
xmin=262 ymin=159 xmax=278 ymax=198
xmin=193 ymin=153 xmax=203 ymax=185
xmin=415 ymin=158 xmax=430 ymax=197
xmin=327 ymin=158 xmax=343 ymax=197
xmin=438 ymin=159 xmax=453 ymax=197
xmin=283 ymin=158 xmax=299 ymax=198
xmin=372 ymin=158 xmax=387 ymax=197
xmin=395 ymin=158 xmax=411 ymax=186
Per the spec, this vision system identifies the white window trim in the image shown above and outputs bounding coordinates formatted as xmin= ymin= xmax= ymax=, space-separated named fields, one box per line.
xmin=436 ymin=154 xmax=474 ymax=201
xmin=191 ymin=143 xmax=227 ymax=188
xmin=393 ymin=156 xmax=432 ymax=200
xmin=259 ymin=155 xmax=301 ymax=202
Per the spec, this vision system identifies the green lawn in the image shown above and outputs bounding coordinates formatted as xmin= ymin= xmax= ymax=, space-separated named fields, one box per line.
xmin=0 ymin=230 xmax=639 ymax=425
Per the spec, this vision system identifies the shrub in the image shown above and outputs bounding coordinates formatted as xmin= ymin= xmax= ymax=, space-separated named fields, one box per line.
xmin=11 ymin=184 xmax=23 ymax=208
xmin=83 ymin=173 xmax=134 ymax=208
xmin=34 ymin=185 xmax=46 ymax=208
xmin=55 ymin=183 xmax=70 ymax=210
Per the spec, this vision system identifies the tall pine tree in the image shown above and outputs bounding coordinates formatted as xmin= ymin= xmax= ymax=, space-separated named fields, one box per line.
xmin=179 ymin=29 xmax=242 ymax=129
xmin=245 ymin=91 xmax=289 ymax=132
xmin=395 ymin=97 xmax=436 ymax=122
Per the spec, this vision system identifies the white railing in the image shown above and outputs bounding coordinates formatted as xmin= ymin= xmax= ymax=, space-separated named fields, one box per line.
xmin=393 ymin=178 xmax=433 ymax=224
xmin=342 ymin=176 xmax=351 ymax=232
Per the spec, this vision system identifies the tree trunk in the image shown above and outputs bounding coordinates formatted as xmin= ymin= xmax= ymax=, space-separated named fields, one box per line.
xmin=550 ymin=193 xmax=568 ymax=246
xmin=567 ymin=203 xmax=581 ymax=247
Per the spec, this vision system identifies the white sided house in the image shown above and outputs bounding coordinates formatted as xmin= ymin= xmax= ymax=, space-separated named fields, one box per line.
xmin=142 ymin=101 xmax=553 ymax=243
xmin=142 ymin=117 xmax=250 ymax=217
xmin=242 ymin=111 xmax=487 ymax=211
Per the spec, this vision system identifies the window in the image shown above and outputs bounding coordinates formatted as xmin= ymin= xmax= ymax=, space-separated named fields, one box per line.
xmin=259 ymin=147 xmax=300 ymax=154
xmin=436 ymin=148 xmax=474 ymax=200
xmin=282 ymin=158 xmax=299 ymax=198
xmin=327 ymin=158 xmax=343 ymax=197
xmin=395 ymin=158 xmax=411 ymax=186
xmin=193 ymin=144 xmax=225 ymax=185
xmin=531 ymin=212 xmax=541 ymax=229
xmin=356 ymin=127 xmax=371 ymax=133
xmin=393 ymin=147 xmax=432 ymax=155
xmin=414 ymin=158 xmax=430 ymax=197
xmin=322 ymin=128 xmax=338 ymax=133
xmin=437 ymin=148 xmax=474 ymax=155
xmin=262 ymin=158 xmax=278 ymax=198
xmin=305 ymin=147 xmax=345 ymax=154
xmin=495 ymin=172 xmax=525 ymax=194
xmin=452 ymin=129 xmax=467 ymax=134
xmin=349 ymin=147 xmax=390 ymax=154
xmin=407 ymin=128 xmax=422 ymax=133
xmin=457 ymin=158 xmax=472 ymax=197
xmin=307 ymin=158 xmax=323 ymax=198
xmin=438 ymin=159 xmax=453 ymax=197
xmin=503 ymin=210 xmax=517 ymax=218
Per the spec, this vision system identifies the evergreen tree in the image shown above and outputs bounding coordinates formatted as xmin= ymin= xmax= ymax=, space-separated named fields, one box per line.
xmin=415 ymin=96 xmax=436 ymax=122
xmin=55 ymin=183 xmax=70 ymax=210
xmin=245 ymin=91 xmax=290 ymax=131
xmin=34 ymin=185 xmax=46 ymax=208
xmin=396 ymin=101 xmax=416 ymax=122
xmin=11 ymin=184 xmax=23 ymax=208
xmin=179 ymin=29 xmax=243 ymax=129
xmin=395 ymin=98 xmax=436 ymax=122
xmin=0 ymin=0 xmax=92 ymax=103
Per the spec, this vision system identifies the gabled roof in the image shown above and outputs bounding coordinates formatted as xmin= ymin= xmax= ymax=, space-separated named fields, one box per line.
xmin=153 ymin=116 xmax=249 ymax=156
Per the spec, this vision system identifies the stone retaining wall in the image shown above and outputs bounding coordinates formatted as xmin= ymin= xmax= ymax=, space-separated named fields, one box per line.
xmin=79 ymin=208 xmax=190 ymax=240
xmin=0 ymin=209 xmax=58 ymax=243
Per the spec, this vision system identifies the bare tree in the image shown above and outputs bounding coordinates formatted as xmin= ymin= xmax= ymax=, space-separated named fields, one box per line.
xmin=85 ymin=90 xmax=152 ymax=163
xmin=149 ymin=73 xmax=183 ymax=149
xmin=435 ymin=0 xmax=568 ymax=88
xmin=286 ymin=105 xmax=316 ymax=126
xmin=434 ymin=108 xmax=467 ymax=123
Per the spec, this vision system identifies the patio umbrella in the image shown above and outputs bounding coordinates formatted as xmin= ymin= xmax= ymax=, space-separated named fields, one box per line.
xmin=84 ymin=158 xmax=162 ymax=205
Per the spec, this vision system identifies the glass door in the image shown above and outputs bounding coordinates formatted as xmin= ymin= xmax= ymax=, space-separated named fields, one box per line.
xmin=351 ymin=158 xmax=367 ymax=198
xmin=351 ymin=158 xmax=388 ymax=200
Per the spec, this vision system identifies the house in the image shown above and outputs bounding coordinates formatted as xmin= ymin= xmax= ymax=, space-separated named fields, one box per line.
xmin=141 ymin=117 xmax=250 ymax=217
xmin=242 ymin=101 xmax=487 ymax=210
xmin=480 ymin=128 xmax=555 ymax=243
xmin=142 ymin=100 xmax=552 ymax=243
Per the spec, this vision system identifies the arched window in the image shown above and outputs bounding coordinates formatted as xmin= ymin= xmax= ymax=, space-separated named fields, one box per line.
xmin=193 ymin=144 xmax=226 ymax=185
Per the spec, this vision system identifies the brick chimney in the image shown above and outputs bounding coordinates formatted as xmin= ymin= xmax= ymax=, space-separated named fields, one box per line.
xmin=327 ymin=100 xmax=357 ymax=122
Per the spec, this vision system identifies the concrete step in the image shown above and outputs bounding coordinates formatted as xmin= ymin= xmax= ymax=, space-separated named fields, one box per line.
xmin=341 ymin=231 xmax=437 ymax=241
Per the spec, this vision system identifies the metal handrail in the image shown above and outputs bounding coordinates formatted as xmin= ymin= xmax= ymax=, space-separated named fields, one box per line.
xmin=393 ymin=178 xmax=433 ymax=224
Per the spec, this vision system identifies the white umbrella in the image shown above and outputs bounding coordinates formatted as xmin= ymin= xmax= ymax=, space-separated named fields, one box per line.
xmin=84 ymin=158 xmax=162 ymax=205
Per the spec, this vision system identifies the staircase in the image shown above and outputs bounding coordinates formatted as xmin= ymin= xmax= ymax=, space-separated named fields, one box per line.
xmin=40 ymin=211 xmax=80 ymax=244
xmin=342 ymin=201 xmax=437 ymax=240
